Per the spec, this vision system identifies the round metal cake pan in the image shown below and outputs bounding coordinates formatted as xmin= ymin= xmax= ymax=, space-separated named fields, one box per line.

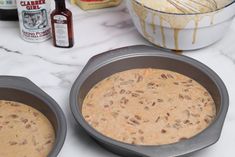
xmin=70 ymin=45 xmax=229 ymax=157
xmin=0 ymin=76 xmax=67 ymax=157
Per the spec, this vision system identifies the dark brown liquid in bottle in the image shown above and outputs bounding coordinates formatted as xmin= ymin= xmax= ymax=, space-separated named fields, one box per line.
xmin=51 ymin=0 xmax=74 ymax=48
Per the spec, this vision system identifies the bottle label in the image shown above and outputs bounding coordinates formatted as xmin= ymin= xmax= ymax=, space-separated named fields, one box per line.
xmin=0 ymin=0 xmax=17 ymax=9
xmin=16 ymin=0 xmax=51 ymax=42
xmin=54 ymin=15 xmax=69 ymax=47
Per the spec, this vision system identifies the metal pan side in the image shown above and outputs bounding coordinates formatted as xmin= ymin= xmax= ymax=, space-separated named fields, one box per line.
xmin=0 ymin=76 xmax=67 ymax=157
xmin=70 ymin=45 xmax=229 ymax=157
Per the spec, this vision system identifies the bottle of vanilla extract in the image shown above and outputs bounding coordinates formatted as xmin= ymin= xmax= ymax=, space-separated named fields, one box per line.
xmin=0 ymin=0 xmax=18 ymax=21
xmin=51 ymin=0 xmax=74 ymax=48
xmin=16 ymin=0 xmax=51 ymax=42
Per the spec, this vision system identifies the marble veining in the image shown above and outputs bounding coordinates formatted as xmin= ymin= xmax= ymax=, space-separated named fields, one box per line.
xmin=0 ymin=1 xmax=235 ymax=157
xmin=221 ymin=51 xmax=235 ymax=64
xmin=0 ymin=46 xmax=21 ymax=54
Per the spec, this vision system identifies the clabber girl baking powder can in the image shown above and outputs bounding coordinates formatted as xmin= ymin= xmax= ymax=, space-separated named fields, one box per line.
xmin=16 ymin=0 xmax=51 ymax=42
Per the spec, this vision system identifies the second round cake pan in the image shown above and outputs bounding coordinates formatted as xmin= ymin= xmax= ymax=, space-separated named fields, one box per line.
xmin=70 ymin=45 xmax=229 ymax=157
xmin=0 ymin=76 xmax=67 ymax=157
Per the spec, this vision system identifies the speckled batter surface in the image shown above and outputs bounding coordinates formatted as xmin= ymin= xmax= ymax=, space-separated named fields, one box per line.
xmin=82 ymin=69 xmax=216 ymax=145
xmin=0 ymin=100 xmax=55 ymax=157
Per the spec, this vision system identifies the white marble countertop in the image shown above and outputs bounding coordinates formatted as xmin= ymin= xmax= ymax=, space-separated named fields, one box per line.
xmin=0 ymin=1 xmax=235 ymax=157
